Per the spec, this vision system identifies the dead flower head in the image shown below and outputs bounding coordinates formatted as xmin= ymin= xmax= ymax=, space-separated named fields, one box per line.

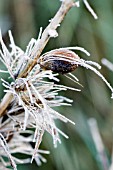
xmin=0 ymin=30 xmax=113 ymax=170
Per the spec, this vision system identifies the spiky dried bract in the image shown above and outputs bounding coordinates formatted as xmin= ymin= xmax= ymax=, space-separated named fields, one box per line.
xmin=0 ymin=0 xmax=101 ymax=169
xmin=0 ymin=30 xmax=113 ymax=169
xmin=0 ymin=31 xmax=78 ymax=168
xmin=0 ymin=130 xmax=50 ymax=169
xmin=0 ymin=70 xmax=78 ymax=168
xmin=0 ymin=30 xmax=42 ymax=79
xmin=40 ymin=47 xmax=113 ymax=98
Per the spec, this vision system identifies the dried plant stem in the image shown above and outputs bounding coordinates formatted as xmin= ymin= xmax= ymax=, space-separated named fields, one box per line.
xmin=0 ymin=93 xmax=13 ymax=117
xmin=0 ymin=0 xmax=75 ymax=117
xmin=18 ymin=0 xmax=75 ymax=78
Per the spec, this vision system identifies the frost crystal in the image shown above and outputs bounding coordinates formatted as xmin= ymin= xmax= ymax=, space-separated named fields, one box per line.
xmin=0 ymin=30 xmax=113 ymax=169
xmin=0 ymin=31 xmax=78 ymax=169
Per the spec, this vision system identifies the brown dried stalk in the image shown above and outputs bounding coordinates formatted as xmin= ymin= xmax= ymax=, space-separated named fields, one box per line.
xmin=0 ymin=0 xmax=76 ymax=117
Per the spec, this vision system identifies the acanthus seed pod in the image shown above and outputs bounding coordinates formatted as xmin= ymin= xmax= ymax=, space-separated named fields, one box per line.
xmin=39 ymin=49 xmax=80 ymax=74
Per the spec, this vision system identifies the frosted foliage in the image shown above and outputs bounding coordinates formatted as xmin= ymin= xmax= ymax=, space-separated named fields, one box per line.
xmin=0 ymin=0 xmax=101 ymax=169
xmin=0 ymin=29 xmax=113 ymax=170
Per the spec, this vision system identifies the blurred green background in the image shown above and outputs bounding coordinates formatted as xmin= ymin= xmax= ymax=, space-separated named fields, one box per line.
xmin=0 ymin=0 xmax=113 ymax=170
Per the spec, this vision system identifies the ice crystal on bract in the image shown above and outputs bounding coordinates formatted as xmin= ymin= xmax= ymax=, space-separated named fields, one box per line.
xmin=0 ymin=30 xmax=79 ymax=169
xmin=0 ymin=30 xmax=113 ymax=169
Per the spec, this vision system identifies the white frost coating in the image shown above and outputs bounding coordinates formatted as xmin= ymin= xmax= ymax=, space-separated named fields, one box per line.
xmin=72 ymin=1 xmax=80 ymax=8
xmin=59 ymin=46 xmax=90 ymax=56
xmin=0 ymin=133 xmax=17 ymax=170
xmin=68 ymin=73 xmax=79 ymax=81
xmin=22 ymin=78 xmax=34 ymax=104
xmin=41 ymin=47 xmax=113 ymax=98
xmin=48 ymin=29 xmax=58 ymax=38
xmin=85 ymin=60 xmax=101 ymax=69
xmin=83 ymin=0 xmax=98 ymax=19
xmin=0 ymin=70 xmax=8 ymax=73
xmin=1 ymin=27 xmax=113 ymax=169
xmin=65 ymin=74 xmax=83 ymax=87
xmin=44 ymin=46 xmax=90 ymax=57
xmin=37 ymin=27 xmax=43 ymax=40
xmin=75 ymin=1 xmax=80 ymax=8
xmin=65 ymin=74 xmax=78 ymax=84
xmin=9 ymin=30 xmax=17 ymax=57
xmin=77 ymin=59 xmax=113 ymax=98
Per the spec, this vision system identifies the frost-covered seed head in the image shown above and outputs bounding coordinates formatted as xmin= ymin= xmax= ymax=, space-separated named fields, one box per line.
xmin=39 ymin=49 xmax=80 ymax=74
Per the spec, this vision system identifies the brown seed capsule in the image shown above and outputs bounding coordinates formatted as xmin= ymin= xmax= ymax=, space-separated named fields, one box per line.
xmin=39 ymin=49 xmax=80 ymax=74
